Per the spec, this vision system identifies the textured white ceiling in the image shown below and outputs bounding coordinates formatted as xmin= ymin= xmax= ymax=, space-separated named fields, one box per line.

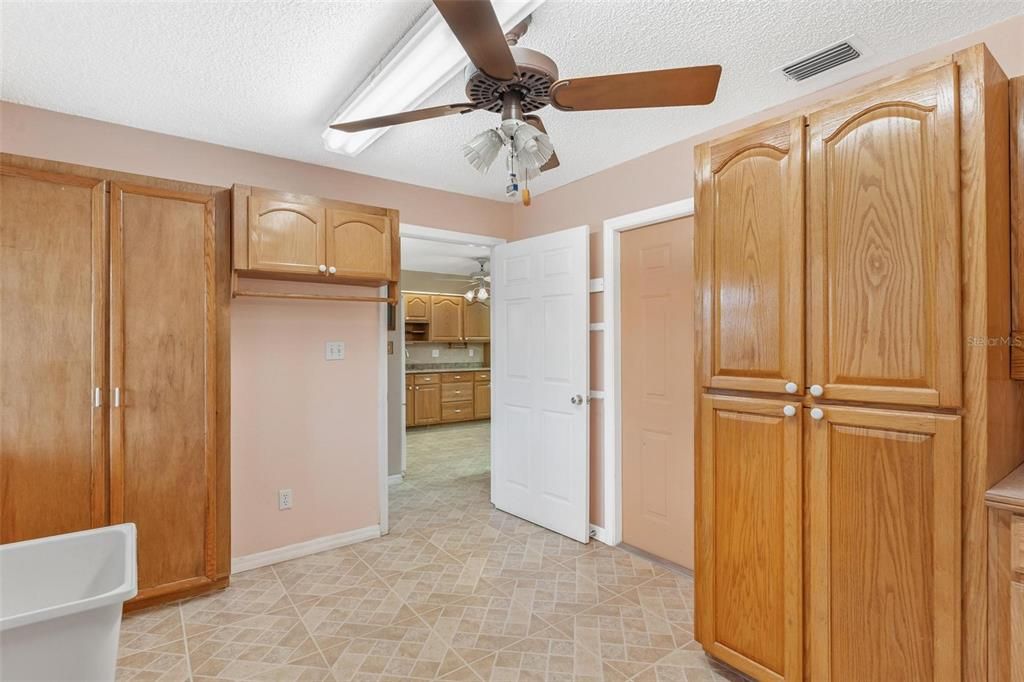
xmin=401 ymin=237 xmax=491 ymax=275
xmin=2 ymin=1 xmax=1021 ymax=201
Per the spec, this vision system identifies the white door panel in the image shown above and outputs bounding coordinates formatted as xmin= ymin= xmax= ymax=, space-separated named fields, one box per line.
xmin=491 ymin=225 xmax=590 ymax=543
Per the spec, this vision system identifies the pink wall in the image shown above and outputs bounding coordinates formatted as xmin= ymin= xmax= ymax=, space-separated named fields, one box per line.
xmin=0 ymin=103 xmax=514 ymax=558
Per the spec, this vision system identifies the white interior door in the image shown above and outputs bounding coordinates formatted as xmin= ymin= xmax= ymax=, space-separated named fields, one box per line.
xmin=491 ymin=225 xmax=590 ymax=542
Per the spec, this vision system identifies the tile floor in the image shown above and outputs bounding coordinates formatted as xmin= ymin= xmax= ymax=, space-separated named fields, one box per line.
xmin=117 ymin=421 xmax=745 ymax=681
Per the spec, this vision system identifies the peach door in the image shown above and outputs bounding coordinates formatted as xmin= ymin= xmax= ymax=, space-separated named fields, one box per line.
xmin=620 ymin=217 xmax=695 ymax=568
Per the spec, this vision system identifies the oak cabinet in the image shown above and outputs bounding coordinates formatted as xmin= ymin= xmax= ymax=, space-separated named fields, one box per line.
xmin=430 ymin=295 xmax=464 ymax=341
xmin=1 ymin=158 xmax=230 ymax=610
xmin=441 ymin=382 xmax=472 ymax=403
xmin=405 ymin=377 xmax=415 ymax=427
xmin=232 ymin=185 xmax=398 ymax=286
xmin=807 ymin=65 xmax=962 ymax=408
xmin=1012 ymin=76 xmax=1023 ymax=381
xmin=404 ymin=293 xmax=431 ymax=323
xmin=464 ymin=300 xmax=491 ymax=341
xmin=413 ymin=381 xmax=441 ymax=426
xmin=697 ymin=395 xmax=802 ymax=681
xmin=696 ymin=118 xmax=805 ymax=396
xmin=441 ymin=401 xmax=473 ymax=422
xmin=807 ymin=406 xmax=961 ymax=681
xmin=1 ymin=166 xmax=108 ymax=543
xmin=474 ymin=381 xmax=491 ymax=419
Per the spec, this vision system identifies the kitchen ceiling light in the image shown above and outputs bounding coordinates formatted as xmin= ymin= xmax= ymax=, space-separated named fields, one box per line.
xmin=323 ymin=0 xmax=546 ymax=156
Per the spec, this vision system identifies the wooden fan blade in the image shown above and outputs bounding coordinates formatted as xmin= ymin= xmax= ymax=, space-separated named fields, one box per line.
xmin=523 ymin=115 xmax=560 ymax=172
xmin=434 ymin=0 xmax=517 ymax=81
xmin=549 ymin=65 xmax=722 ymax=111
xmin=330 ymin=103 xmax=480 ymax=133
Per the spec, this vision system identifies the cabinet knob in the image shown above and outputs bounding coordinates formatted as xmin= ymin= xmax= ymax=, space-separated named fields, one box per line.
xmin=318 ymin=264 xmax=327 ymax=273
xmin=328 ymin=266 xmax=337 ymax=274
xmin=784 ymin=382 xmax=798 ymax=394
xmin=809 ymin=384 xmax=824 ymax=397
xmin=810 ymin=407 xmax=824 ymax=421
xmin=783 ymin=405 xmax=797 ymax=417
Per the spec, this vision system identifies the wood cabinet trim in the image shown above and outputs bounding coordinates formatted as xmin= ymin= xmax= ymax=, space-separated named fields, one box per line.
xmin=1011 ymin=76 xmax=1023 ymax=381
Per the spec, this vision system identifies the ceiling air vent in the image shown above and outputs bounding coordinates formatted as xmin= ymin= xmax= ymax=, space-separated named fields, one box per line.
xmin=779 ymin=39 xmax=864 ymax=82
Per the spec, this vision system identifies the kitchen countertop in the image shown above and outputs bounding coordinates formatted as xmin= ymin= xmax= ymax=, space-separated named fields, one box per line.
xmin=406 ymin=366 xmax=489 ymax=375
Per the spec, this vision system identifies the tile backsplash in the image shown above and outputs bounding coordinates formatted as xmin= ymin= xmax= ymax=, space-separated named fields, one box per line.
xmin=406 ymin=343 xmax=486 ymax=367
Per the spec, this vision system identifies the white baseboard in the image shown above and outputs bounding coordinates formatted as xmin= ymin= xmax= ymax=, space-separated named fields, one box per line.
xmin=590 ymin=524 xmax=614 ymax=545
xmin=388 ymin=474 xmax=404 ymax=485
xmin=231 ymin=525 xmax=381 ymax=574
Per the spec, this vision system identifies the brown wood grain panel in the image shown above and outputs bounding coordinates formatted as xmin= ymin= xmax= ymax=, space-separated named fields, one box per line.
xmin=326 ymin=208 xmax=391 ymax=280
xmin=1011 ymin=76 xmax=1023 ymax=357
xmin=441 ymin=382 xmax=473 ymax=403
xmin=247 ymin=193 xmax=325 ymax=275
xmin=0 ymin=166 xmax=108 ymax=543
xmin=807 ymin=64 xmax=962 ymax=408
xmin=808 ymin=406 xmax=960 ymax=681
xmin=696 ymin=118 xmax=805 ymax=395
xmin=698 ymin=395 xmax=802 ymax=681
xmin=404 ymin=293 xmax=431 ymax=323
xmin=464 ymin=300 xmax=490 ymax=341
xmin=429 ymin=295 xmax=464 ymax=341
xmin=413 ymin=383 xmax=441 ymax=425
xmin=110 ymin=182 xmax=217 ymax=597
xmin=473 ymin=382 xmax=490 ymax=419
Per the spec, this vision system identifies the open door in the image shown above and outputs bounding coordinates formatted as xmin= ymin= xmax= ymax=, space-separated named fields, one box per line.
xmin=491 ymin=226 xmax=590 ymax=542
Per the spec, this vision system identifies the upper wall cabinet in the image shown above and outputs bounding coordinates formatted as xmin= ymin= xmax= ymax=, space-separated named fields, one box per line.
xmin=464 ymin=300 xmax=491 ymax=341
xmin=430 ymin=295 xmax=464 ymax=342
xmin=404 ymin=293 xmax=430 ymax=323
xmin=807 ymin=65 xmax=961 ymax=408
xmin=233 ymin=185 xmax=398 ymax=287
xmin=696 ymin=117 xmax=805 ymax=395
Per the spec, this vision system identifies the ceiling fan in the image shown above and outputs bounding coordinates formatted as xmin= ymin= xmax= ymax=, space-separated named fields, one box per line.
xmin=434 ymin=257 xmax=492 ymax=302
xmin=331 ymin=0 xmax=722 ymax=205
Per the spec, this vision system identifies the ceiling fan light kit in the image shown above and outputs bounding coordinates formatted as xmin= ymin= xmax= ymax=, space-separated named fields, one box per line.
xmin=329 ymin=0 xmax=723 ymax=205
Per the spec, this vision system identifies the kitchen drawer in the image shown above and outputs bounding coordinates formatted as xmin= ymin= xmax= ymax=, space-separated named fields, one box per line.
xmin=1013 ymin=515 xmax=1024 ymax=573
xmin=442 ymin=400 xmax=474 ymax=422
xmin=475 ymin=372 xmax=490 ymax=383
xmin=414 ymin=373 xmax=440 ymax=385
xmin=442 ymin=382 xmax=473 ymax=403
xmin=441 ymin=372 xmax=473 ymax=383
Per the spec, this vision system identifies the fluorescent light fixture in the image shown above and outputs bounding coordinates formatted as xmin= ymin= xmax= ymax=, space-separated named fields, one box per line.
xmin=323 ymin=0 xmax=546 ymax=157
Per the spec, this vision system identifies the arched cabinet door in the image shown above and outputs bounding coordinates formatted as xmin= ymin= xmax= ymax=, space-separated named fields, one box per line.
xmin=807 ymin=65 xmax=961 ymax=408
xmin=326 ymin=209 xmax=392 ymax=281
xmin=248 ymin=196 xmax=325 ymax=275
xmin=695 ymin=117 xmax=805 ymax=395
xmin=429 ymin=295 xmax=464 ymax=341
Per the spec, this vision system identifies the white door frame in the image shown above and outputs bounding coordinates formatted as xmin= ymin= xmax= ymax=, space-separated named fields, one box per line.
xmin=600 ymin=198 xmax=695 ymax=546
xmin=392 ymin=222 xmax=506 ymax=487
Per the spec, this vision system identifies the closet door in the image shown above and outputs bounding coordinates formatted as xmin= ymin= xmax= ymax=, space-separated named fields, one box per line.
xmin=695 ymin=118 xmax=805 ymax=395
xmin=0 ymin=167 xmax=107 ymax=543
xmin=697 ymin=395 xmax=802 ymax=681
xmin=807 ymin=405 xmax=961 ymax=681
xmin=110 ymin=183 xmax=218 ymax=603
xmin=807 ymin=65 xmax=961 ymax=407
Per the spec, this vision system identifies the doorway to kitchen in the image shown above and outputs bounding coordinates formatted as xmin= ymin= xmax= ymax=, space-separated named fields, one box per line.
xmin=386 ymin=225 xmax=503 ymax=531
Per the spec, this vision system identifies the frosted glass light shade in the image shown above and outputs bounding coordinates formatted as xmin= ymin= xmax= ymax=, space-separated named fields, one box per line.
xmin=463 ymin=129 xmax=504 ymax=174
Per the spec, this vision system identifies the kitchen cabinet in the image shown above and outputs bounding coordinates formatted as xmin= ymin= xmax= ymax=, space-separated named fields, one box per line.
xmin=694 ymin=46 xmax=1023 ymax=682
xmin=807 ymin=65 xmax=961 ymax=408
xmin=404 ymin=293 xmax=431 ymax=323
xmin=474 ymin=373 xmax=491 ymax=419
xmin=806 ymin=405 xmax=961 ymax=681
xmin=985 ymin=465 xmax=1024 ymax=682
xmin=1 ymin=156 xmax=231 ymax=610
xmin=697 ymin=394 xmax=802 ymax=681
xmin=1012 ymin=76 xmax=1023 ymax=381
xmin=405 ymin=376 xmax=415 ymax=427
xmin=696 ymin=117 xmax=805 ymax=396
xmin=429 ymin=295 xmax=464 ymax=341
xmin=464 ymin=299 xmax=491 ymax=341
xmin=232 ymin=184 xmax=398 ymax=287
xmin=413 ymin=374 xmax=441 ymax=426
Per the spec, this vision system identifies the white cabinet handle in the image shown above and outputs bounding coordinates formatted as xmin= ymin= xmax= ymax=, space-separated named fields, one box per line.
xmin=328 ymin=266 xmax=337 ymax=274
xmin=783 ymin=405 xmax=797 ymax=417
xmin=810 ymin=384 xmax=824 ymax=397
xmin=113 ymin=387 xmax=121 ymax=407
xmin=318 ymin=264 xmax=327 ymax=273
xmin=810 ymin=407 xmax=824 ymax=421
xmin=93 ymin=387 xmax=103 ymax=408
xmin=784 ymin=382 xmax=798 ymax=394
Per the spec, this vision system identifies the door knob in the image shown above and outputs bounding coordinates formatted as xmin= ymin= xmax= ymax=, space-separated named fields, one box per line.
xmin=810 ymin=407 xmax=824 ymax=421
xmin=328 ymin=266 xmax=337 ymax=274
xmin=784 ymin=382 xmax=798 ymax=394
xmin=809 ymin=384 xmax=824 ymax=397
xmin=570 ymin=394 xmax=584 ymax=405
xmin=783 ymin=405 xmax=797 ymax=417
xmin=318 ymin=264 xmax=327 ymax=273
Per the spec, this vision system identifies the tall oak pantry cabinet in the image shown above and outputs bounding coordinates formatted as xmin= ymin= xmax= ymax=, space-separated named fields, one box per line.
xmin=694 ymin=45 xmax=1024 ymax=682
xmin=0 ymin=155 xmax=231 ymax=610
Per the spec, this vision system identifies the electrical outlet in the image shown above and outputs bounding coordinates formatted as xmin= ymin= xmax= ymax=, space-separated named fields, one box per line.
xmin=278 ymin=488 xmax=293 ymax=510
xmin=469 ymin=348 xmax=475 ymax=357
xmin=325 ymin=341 xmax=345 ymax=361
xmin=431 ymin=349 xmax=440 ymax=358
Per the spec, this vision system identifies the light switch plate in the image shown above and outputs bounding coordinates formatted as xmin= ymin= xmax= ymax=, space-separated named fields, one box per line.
xmin=431 ymin=349 xmax=440 ymax=358
xmin=325 ymin=341 xmax=345 ymax=360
